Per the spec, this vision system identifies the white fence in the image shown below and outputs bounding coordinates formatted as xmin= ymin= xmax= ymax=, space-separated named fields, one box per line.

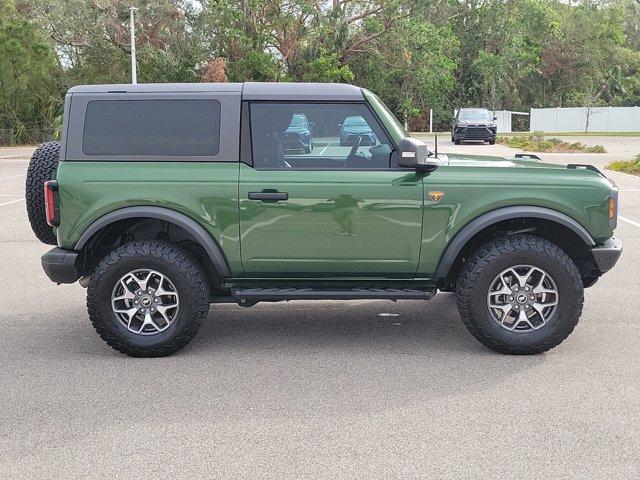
xmin=530 ymin=106 xmax=640 ymax=133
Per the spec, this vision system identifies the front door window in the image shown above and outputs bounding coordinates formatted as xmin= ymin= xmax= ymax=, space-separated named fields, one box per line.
xmin=249 ymin=102 xmax=396 ymax=169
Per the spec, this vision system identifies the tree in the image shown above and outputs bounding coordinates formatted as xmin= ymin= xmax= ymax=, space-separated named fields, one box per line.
xmin=0 ymin=0 xmax=62 ymax=143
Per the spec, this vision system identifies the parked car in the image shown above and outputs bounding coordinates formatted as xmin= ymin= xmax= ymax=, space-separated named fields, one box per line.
xmin=282 ymin=113 xmax=314 ymax=153
xmin=339 ymin=115 xmax=378 ymax=146
xmin=452 ymin=108 xmax=497 ymax=145
xmin=26 ymin=82 xmax=621 ymax=357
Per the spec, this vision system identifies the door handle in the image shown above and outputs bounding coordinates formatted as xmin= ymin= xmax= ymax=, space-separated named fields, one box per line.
xmin=248 ymin=191 xmax=288 ymax=201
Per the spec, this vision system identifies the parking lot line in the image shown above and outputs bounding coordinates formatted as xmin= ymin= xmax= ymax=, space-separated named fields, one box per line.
xmin=0 ymin=198 xmax=24 ymax=207
xmin=619 ymin=215 xmax=640 ymax=228
xmin=0 ymin=173 xmax=26 ymax=181
xmin=318 ymin=143 xmax=331 ymax=155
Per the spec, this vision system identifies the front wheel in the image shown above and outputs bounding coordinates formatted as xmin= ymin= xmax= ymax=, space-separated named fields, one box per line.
xmin=87 ymin=241 xmax=210 ymax=357
xmin=456 ymin=234 xmax=583 ymax=354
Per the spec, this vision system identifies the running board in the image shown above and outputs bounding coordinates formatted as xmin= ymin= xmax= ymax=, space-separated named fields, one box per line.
xmin=232 ymin=288 xmax=435 ymax=301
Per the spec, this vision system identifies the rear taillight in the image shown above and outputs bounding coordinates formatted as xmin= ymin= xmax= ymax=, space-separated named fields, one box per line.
xmin=44 ymin=180 xmax=59 ymax=227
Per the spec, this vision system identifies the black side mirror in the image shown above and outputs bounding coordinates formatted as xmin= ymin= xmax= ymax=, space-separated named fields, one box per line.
xmin=398 ymin=137 xmax=441 ymax=172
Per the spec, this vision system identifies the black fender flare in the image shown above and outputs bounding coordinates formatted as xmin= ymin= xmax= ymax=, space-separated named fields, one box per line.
xmin=74 ymin=206 xmax=231 ymax=277
xmin=433 ymin=206 xmax=595 ymax=280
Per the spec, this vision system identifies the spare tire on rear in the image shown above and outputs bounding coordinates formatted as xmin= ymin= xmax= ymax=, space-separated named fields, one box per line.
xmin=25 ymin=141 xmax=60 ymax=245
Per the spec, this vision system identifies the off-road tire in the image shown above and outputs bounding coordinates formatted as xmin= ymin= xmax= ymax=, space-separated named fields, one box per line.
xmin=25 ymin=141 xmax=60 ymax=245
xmin=87 ymin=241 xmax=210 ymax=357
xmin=454 ymin=139 xmax=461 ymax=145
xmin=488 ymin=139 xmax=496 ymax=145
xmin=456 ymin=234 xmax=583 ymax=355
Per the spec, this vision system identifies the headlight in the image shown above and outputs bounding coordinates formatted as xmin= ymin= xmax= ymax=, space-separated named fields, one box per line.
xmin=458 ymin=121 xmax=468 ymax=127
xmin=488 ymin=122 xmax=496 ymax=127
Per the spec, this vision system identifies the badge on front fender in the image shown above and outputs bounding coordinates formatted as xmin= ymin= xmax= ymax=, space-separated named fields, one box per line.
xmin=428 ymin=191 xmax=445 ymax=203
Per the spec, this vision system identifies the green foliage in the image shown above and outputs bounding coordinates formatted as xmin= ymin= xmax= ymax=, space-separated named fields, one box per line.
xmin=2 ymin=0 xmax=639 ymax=143
xmin=0 ymin=0 xmax=63 ymax=143
xmin=606 ymin=154 xmax=640 ymax=175
xmin=498 ymin=132 xmax=607 ymax=153
xmin=300 ymin=50 xmax=354 ymax=83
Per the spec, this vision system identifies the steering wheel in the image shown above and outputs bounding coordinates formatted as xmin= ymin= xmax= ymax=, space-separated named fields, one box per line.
xmin=345 ymin=135 xmax=364 ymax=167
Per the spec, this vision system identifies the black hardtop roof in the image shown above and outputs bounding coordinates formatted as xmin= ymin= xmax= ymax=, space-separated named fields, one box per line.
xmin=67 ymin=82 xmax=365 ymax=101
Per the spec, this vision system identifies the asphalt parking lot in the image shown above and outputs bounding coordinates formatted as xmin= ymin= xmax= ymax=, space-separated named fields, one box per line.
xmin=1 ymin=137 xmax=639 ymax=479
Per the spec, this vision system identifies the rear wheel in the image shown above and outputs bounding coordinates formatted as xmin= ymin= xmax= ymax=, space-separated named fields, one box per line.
xmin=456 ymin=234 xmax=583 ymax=354
xmin=87 ymin=241 xmax=210 ymax=357
xmin=25 ymin=141 xmax=60 ymax=245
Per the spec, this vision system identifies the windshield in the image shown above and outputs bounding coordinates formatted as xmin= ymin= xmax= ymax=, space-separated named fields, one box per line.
xmin=458 ymin=109 xmax=492 ymax=121
xmin=344 ymin=116 xmax=368 ymax=127
xmin=289 ymin=114 xmax=306 ymax=127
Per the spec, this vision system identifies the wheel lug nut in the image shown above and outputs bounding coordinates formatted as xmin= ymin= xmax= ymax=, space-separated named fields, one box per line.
xmin=155 ymin=298 xmax=161 ymax=303
xmin=514 ymin=305 xmax=519 ymax=310
xmin=530 ymin=295 xmax=535 ymax=300
xmin=134 ymin=300 xmax=139 ymax=304
xmin=525 ymin=287 xmax=530 ymax=291
xmin=140 ymin=308 xmax=146 ymax=313
xmin=508 ymin=296 xmax=513 ymax=301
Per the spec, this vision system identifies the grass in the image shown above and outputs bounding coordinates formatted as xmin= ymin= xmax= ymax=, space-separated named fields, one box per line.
xmin=606 ymin=154 xmax=640 ymax=175
xmin=496 ymin=131 xmax=640 ymax=137
xmin=497 ymin=131 xmax=607 ymax=153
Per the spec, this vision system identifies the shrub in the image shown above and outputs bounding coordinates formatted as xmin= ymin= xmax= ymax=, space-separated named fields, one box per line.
xmin=497 ymin=133 xmax=608 ymax=153
xmin=606 ymin=154 xmax=640 ymax=175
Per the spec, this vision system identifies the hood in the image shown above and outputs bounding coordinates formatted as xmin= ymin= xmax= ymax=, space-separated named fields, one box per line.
xmin=446 ymin=153 xmax=566 ymax=169
xmin=284 ymin=126 xmax=308 ymax=133
xmin=343 ymin=125 xmax=372 ymax=134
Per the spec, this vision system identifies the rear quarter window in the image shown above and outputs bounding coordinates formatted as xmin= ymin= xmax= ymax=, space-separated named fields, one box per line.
xmin=82 ymin=99 xmax=221 ymax=156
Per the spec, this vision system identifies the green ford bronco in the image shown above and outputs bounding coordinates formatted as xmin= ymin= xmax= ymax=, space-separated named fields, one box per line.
xmin=25 ymin=82 xmax=622 ymax=357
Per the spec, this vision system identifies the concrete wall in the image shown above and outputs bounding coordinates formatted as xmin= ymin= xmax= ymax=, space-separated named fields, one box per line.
xmin=530 ymin=106 xmax=640 ymax=132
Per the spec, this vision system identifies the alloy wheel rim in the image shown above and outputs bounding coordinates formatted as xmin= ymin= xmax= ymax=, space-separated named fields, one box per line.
xmin=487 ymin=265 xmax=559 ymax=332
xmin=111 ymin=269 xmax=180 ymax=335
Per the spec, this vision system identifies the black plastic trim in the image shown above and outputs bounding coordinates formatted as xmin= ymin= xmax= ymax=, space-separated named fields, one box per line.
xmin=515 ymin=153 xmax=541 ymax=160
xmin=567 ymin=164 xmax=602 ymax=175
xmin=41 ymin=247 xmax=80 ymax=284
xmin=591 ymin=237 xmax=622 ymax=274
xmin=434 ymin=206 xmax=596 ymax=280
xmin=74 ymin=206 xmax=232 ymax=277
xmin=232 ymin=287 xmax=435 ymax=301
xmin=248 ymin=191 xmax=288 ymax=201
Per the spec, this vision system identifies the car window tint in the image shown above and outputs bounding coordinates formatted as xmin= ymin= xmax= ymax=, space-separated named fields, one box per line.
xmin=83 ymin=99 xmax=221 ymax=156
xmin=249 ymin=103 xmax=394 ymax=170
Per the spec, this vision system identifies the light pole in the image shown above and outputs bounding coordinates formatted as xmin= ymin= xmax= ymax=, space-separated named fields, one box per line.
xmin=129 ymin=7 xmax=138 ymax=84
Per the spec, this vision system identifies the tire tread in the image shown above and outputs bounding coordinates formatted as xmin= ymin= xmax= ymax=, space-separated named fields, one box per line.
xmin=456 ymin=234 xmax=584 ymax=355
xmin=25 ymin=141 xmax=60 ymax=245
xmin=87 ymin=241 xmax=210 ymax=357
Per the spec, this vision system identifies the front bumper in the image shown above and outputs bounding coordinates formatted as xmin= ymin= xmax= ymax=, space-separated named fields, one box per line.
xmin=454 ymin=126 xmax=496 ymax=141
xmin=591 ymin=237 xmax=622 ymax=274
xmin=41 ymin=247 xmax=80 ymax=284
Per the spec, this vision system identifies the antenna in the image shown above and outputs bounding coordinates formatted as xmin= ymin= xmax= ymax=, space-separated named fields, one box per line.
xmin=434 ymin=133 xmax=438 ymax=158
